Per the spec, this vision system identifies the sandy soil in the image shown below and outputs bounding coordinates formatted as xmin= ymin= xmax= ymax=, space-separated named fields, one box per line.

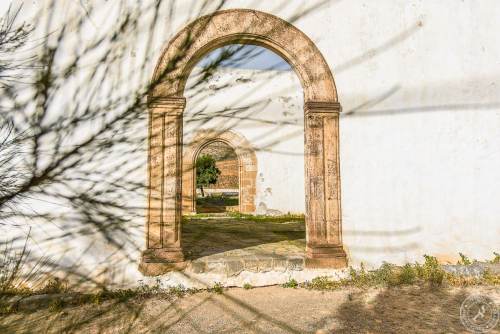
xmin=1 ymin=285 xmax=498 ymax=333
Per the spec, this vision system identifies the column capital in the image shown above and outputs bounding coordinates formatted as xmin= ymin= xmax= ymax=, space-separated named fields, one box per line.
xmin=149 ymin=96 xmax=186 ymax=116
xmin=304 ymin=101 xmax=342 ymax=114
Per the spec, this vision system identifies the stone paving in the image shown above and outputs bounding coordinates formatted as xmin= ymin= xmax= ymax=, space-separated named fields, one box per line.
xmin=182 ymin=217 xmax=306 ymax=275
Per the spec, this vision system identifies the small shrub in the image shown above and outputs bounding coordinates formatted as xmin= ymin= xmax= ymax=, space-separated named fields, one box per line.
xmin=0 ymin=303 xmax=17 ymax=315
xmin=113 ymin=289 xmax=138 ymax=302
xmin=169 ymin=284 xmax=187 ymax=297
xmin=457 ymin=253 xmax=472 ymax=265
xmin=490 ymin=252 xmax=500 ymax=264
xmin=91 ymin=291 xmax=105 ymax=305
xmin=304 ymin=276 xmax=342 ymax=290
xmin=483 ymin=269 xmax=500 ymax=285
xmin=422 ymin=255 xmax=445 ymax=286
xmin=209 ymin=282 xmax=224 ymax=294
xmin=282 ymin=278 xmax=298 ymax=288
xmin=373 ymin=262 xmax=397 ymax=286
xmin=243 ymin=283 xmax=253 ymax=290
xmin=40 ymin=277 xmax=67 ymax=294
xmin=48 ymin=298 xmax=64 ymax=312
xmin=397 ymin=263 xmax=417 ymax=285
xmin=0 ymin=237 xmax=38 ymax=296
xmin=348 ymin=264 xmax=367 ymax=287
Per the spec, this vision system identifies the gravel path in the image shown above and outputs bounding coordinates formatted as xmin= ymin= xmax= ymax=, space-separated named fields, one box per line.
xmin=1 ymin=285 xmax=498 ymax=333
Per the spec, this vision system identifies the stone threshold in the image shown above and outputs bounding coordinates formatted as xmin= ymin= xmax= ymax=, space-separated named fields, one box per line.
xmin=186 ymin=255 xmax=305 ymax=276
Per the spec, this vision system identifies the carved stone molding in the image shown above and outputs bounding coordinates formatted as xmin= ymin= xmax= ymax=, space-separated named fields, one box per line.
xmin=148 ymin=97 xmax=186 ymax=115
xmin=304 ymin=101 xmax=342 ymax=114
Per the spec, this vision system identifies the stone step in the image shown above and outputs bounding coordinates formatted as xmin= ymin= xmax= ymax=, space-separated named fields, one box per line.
xmin=185 ymin=255 xmax=305 ymax=276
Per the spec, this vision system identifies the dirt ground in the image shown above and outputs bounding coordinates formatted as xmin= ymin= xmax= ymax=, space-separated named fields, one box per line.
xmin=1 ymin=285 xmax=498 ymax=333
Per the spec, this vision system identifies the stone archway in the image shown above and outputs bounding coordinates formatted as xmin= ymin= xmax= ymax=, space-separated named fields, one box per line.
xmin=182 ymin=130 xmax=257 ymax=214
xmin=141 ymin=9 xmax=347 ymax=275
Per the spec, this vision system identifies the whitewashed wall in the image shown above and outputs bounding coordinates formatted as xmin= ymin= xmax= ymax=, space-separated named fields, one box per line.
xmin=1 ymin=0 xmax=499 ymax=286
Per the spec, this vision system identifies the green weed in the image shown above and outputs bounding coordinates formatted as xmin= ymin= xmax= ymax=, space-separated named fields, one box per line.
xmin=208 ymin=282 xmax=224 ymax=294
xmin=457 ymin=253 xmax=472 ymax=265
xmin=282 ymin=278 xmax=299 ymax=288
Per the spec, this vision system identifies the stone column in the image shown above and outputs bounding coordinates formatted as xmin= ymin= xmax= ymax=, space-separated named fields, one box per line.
xmin=141 ymin=97 xmax=185 ymax=275
xmin=304 ymin=101 xmax=347 ymax=268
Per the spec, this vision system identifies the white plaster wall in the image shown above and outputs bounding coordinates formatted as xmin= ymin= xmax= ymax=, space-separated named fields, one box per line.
xmin=1 ymin=1 xmax=499 ymax=287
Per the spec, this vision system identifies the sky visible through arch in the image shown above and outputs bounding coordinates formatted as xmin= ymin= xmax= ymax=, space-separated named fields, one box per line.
xmin=197 ymin=44 xmax=292 ymax=71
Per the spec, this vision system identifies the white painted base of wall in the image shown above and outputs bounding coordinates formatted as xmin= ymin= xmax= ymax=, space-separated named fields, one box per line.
xmin=141 ymin=268 xmax=349 ymax=289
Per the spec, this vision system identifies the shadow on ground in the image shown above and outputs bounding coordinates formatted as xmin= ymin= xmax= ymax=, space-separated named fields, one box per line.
xmin=2 ymin=285 xmax=496 ymax=333
xmin=196 ymin=195 xmax=239 ymax=213
xmin=328 ymin=285 xmax=470 ymax=333
xmin=182 ymin=218 xmax=305 ymax=260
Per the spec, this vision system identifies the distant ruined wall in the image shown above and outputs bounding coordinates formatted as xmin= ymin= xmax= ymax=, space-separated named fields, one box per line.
xmin=208 ymin=159 xmax=239 ymax=189
xmin=198 ymin=141 xmax=239 ymax=190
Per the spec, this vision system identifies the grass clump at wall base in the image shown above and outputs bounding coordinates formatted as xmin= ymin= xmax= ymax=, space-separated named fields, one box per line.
xmin=304 ymin=276 xmax=343 ymax=290
xmin=228 ymin=212 xmax=305 ymax=222
xmin=183 ymin=212 xmax=305 ymax=222
xmin=417 ymin=255 xmax=445 ymax=286
xmin=490 ymin=252 xmax=500 ymax=264
xmin=39 ymin=277 xmax=68 ymax=294
xmin=282 ymin=278 xmax=299 ymax=288
xmin=457 ymin=252 xmax=473 ymax=265
xmin=303 ymin=254 xmax=499 ymax=291
xmin=208 ymin=282 xmax=224 ymax=294
xmin=351 ymin=255 xmax=445 ymax=287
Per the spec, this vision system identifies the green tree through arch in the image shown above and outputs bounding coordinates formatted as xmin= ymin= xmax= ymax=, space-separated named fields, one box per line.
xmin=196 ymin=154 xmax=221 ymax=197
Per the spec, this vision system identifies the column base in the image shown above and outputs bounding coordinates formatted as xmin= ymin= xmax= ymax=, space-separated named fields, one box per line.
xmin=139 ymin=248 xmax=186 ymax=276
xmin=305 ymin=244 xmax=348 ymax=268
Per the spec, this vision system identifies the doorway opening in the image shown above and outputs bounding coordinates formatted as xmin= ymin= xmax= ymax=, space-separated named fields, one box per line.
xmin=180 ymin=44 xmax=307 ymax=272
xmin=195 ymin=140 xmax=239 ymax=213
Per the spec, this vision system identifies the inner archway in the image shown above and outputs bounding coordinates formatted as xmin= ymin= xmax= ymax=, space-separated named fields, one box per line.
xmin=141 ymin=9 xmax=347 ymax=275
xmin=195 ymin=141 xmax=239 ymax=213
xmin=182 ymin=130 xmax=257 ymax=215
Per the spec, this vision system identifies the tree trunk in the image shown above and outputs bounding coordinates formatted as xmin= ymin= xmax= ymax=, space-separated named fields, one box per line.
xmin=200 ymin=186 xmax=205 ymax=197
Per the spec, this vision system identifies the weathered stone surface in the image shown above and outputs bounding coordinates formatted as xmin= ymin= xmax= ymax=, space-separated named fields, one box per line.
xmin=243 ymin=257 xmax=260 ymax=273
xmin=203 ymin=257 xmax=227 ymax=274
xmin=225 ymin=258 xmax=244 ymax=276
xmin=442 ymin=262 xmax=500 ymax=277
xmin=258 ymin=257 xmax=274 ymax=273
xmin=272 ymin=258 xmax=289 ymax=272
xmin=188 ymin=261 xmax=207 ymax=274
xmin=139 ymin=261 xmax=187 ymax=276
xmin=287 ymin=256 xmax=305 ymax=271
